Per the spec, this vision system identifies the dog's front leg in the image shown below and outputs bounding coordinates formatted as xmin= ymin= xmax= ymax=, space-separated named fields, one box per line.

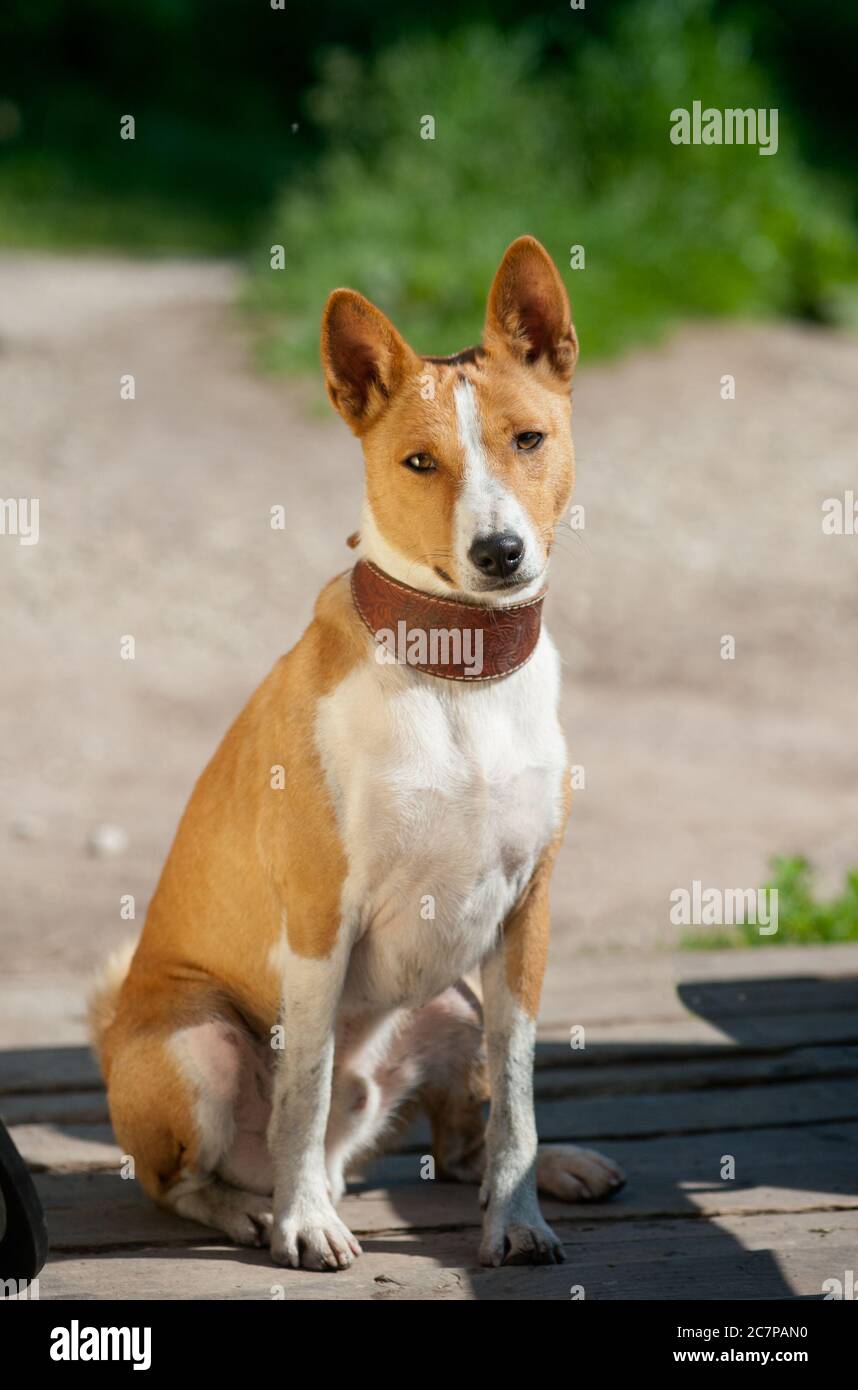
xmin=479 ymin=857 xmax=564 ymax=1267
xmin=269 ymin=931 xmax=360 ymax=1271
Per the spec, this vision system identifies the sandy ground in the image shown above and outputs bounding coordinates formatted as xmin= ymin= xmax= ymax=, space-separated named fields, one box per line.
xmin=1 ymin=254 xmax=856 ymax=1000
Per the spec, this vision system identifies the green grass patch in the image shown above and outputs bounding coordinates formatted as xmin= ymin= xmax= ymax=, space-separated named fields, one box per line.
xmin=681 ymin=857 xmax=858 ymax=949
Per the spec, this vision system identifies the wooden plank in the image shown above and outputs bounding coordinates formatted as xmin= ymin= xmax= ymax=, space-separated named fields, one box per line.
xmin=10 ymin=1060 xmax=858 ymax=1181
xmin=671 ymin=976 xmax=858 ymax=1021
xmin=14 ymin=1046 xmax=858 ymax=1175
xmin=11 ymin=1071 xmax=854 ymax=1153
xmin=540 ymin=943 xmax=858 ymax=1027
xmin=533 ymin=1045 xmax=858 ymax=1098
xmin=366 ymin=1119 xmax=858 ymax=1222
xmin=4 ymin=1017 xmax=856 ymax=1128
xmin=536 ymin=1011 xmax=858 ymax=1056
xmin=0 ymin=1090 xmax=108 ymax=1126
xmin=10 ymin=1123 xmax=120 ymax=1173
xmin=673 ymin=943 xmax=858 ymax=983
xmin=533 ymin=1077 xmax=858 ymax=1143
xmin=1 ymin=949 xmax=855 ymax=1093
xmin=0 ymin=1046 xmax=100 ymax=1095
xmin=398 ymin=1074 xmax=858 ymax=1149
xmin=32 ymin=1119 xmax=858 ymax=1251
xmin=7 ymin=1015 xmax=855 ymax=1128
xmin=35 ymin=1208 xmax=858 ymax=1300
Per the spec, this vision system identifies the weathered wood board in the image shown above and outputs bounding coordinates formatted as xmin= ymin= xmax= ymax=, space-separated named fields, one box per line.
xmin=34 ymin=1209 xmax=858 ymax=1301
xmin=4 ymin=944 xmax=857 ymax=1300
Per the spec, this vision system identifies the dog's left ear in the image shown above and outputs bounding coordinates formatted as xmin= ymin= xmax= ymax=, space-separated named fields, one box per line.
xmin=484 ymin=236 xmax=578 ymax=385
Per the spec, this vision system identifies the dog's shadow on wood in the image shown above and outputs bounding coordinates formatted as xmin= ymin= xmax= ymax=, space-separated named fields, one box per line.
xmin=354 ymin=971 xmax=858 ymax=1299
xmin=8 ymin=971 xmax=858 ymax=1299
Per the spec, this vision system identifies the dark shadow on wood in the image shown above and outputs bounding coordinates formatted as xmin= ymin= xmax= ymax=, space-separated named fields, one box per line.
xmin=2 ymin=971 xmax=857 ymax=1299
xmin=360 ymin=972 xmax=858 ymax=1299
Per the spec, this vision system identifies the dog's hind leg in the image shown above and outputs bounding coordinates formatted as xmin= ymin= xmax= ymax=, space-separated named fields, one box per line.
xmin=331 ymin=985 xmax=626 ymax=1202
xmin=400 ymin=983 xmax=626 ymax=1202
xmin=412 ymin=983 xmax=491 ymax=1184
xmin=325 ymin=1011 xmax=422 ymax=1200
xmin=332 ymin=984 xmax=489 ymax=1185
xmin=104 ymin=1006 xmax=276 ymax=1247
xmin=320 ymin=991 xmax=487 ymax=1193
xmin=165 ymin=1177 xmax=273 ymax=1246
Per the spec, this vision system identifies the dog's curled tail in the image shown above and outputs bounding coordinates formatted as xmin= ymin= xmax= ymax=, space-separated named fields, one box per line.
xmin=87 ymin=939 xmax=137 ymax=1072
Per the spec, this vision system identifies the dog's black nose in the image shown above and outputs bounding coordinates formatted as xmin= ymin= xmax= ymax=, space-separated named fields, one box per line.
xmin=469 ymin=532 xmax=524 ymax=579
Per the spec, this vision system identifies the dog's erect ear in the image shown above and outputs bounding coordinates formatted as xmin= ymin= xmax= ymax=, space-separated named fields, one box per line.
xmin=484 ymin=236 xmax=578 ymax=385
xmin=321 ymin=289 xmax=417 ymax=434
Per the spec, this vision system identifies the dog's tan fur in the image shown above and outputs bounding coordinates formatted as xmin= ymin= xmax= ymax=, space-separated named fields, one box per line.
xmin=94 ymin=574 xmax=367 ymax=1202
xmin=91 ymin=237 xmax=624 ymax=1266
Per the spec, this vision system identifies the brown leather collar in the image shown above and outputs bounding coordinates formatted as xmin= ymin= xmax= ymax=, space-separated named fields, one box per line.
xmin=350 ymin=559 xmax=546 ymax=682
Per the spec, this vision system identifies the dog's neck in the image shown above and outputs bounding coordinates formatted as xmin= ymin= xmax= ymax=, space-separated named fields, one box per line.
xmin=350 ymin=559 xmax=546 ymax=683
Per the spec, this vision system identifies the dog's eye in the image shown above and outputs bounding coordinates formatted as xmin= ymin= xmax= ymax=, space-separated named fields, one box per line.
xmin=402 ymin=453 xmax=436 ymax=473
xmin=515 ymin=431 xmax=544 ymax=452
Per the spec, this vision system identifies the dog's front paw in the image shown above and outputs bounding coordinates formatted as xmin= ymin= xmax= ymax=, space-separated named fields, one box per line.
xmin=479 ymin=1205 xmax=565 ymax=1267
xmin=271 ymin=1201 xmax=362 ymax=1271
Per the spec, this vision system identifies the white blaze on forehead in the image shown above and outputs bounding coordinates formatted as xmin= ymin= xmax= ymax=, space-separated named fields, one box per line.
xmin=452 ymin=378 xmax=540 ymax=580
xmin=454 ymin=376 xmax=489 ymax=481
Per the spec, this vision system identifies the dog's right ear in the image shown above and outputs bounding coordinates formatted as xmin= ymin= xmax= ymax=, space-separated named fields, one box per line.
xmin=321 ymin=290 xmax=417 ymax=435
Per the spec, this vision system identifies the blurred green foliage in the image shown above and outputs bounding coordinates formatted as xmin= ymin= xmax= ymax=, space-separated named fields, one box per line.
xmin=0 ymin=0 xmax=303 ymax=249
xmin=681 ymin=857 xmax=858 ymax=949
xmin=1 ymin=0 xmax=856 ymax=362
xmin=249 ymin=4 xmax=858 ymax=369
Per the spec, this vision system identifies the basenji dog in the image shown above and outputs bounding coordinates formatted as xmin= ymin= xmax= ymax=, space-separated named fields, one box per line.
xmin=90 ymin=236 xmax=624 ymax=1272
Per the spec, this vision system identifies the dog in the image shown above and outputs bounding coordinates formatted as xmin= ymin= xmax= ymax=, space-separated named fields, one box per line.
xmin=90 ymin=236 xmax=624 ymax=1272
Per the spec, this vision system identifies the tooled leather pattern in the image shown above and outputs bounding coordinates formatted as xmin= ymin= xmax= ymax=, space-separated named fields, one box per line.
xmin=350 ymin=559 xmax=545 ymax=682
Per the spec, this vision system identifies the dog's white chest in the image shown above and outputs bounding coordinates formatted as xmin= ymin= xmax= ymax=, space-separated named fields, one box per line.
xmin=315 ymin=633 xmax=567 ymax=1009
